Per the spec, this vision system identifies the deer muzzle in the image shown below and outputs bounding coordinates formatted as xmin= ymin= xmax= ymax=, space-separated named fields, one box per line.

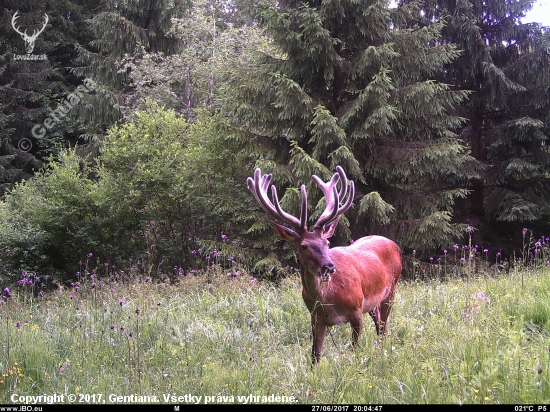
xmin=320 ymin=263 xmax=336 ymax=282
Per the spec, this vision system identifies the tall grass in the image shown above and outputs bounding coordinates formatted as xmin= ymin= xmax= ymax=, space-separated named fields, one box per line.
xmin=1 ymin=263 xmax=549 ymax=404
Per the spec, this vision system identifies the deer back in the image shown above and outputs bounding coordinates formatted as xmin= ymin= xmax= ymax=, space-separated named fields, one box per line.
xmin=304 ymin=236 xmax=401 ymax=316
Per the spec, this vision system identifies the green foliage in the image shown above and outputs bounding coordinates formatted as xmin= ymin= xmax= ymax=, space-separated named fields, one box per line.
xmin=0 ymin=103 xmax=256 ymax=279
xmin=2 ymin=0 xmax=550 ymax=273
xmin=97 ymin=103 xmax=191 ymax=267
xmin=124 ymin=0 xmax=267 ymax=121
xmin=70 ymin=0 xmax=189 ymax=143
xmin=402 ymin=0 xmax=550 ymax=249
xmin=0 ymin=149 xmax=100 ymax=277
xmin=357 ymin=192 xmax=395 ymax=225
xmin=100 ymin=101 xmax=255 ymax=270
xmin=1 ymin=264 xmax=550 ymax=404
xmin=0 ymin=1 xmax=96 ymax=187
xmin=224 ymin=0 xmax=480 ymax=257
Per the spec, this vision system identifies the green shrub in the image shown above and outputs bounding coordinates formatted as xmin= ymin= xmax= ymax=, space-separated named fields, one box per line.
xmin=0 ymin=149 xmax=100 ymax=279
xmin=0 ymin=102 xmax=256 ymax=281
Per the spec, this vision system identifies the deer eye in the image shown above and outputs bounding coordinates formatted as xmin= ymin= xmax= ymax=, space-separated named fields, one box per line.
xmin=300 ymin=243 xmax=307 ymax=250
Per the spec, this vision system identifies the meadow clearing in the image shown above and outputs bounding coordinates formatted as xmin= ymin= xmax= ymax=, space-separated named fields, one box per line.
xmin=1 ymin=248 xmax=550 ymax=405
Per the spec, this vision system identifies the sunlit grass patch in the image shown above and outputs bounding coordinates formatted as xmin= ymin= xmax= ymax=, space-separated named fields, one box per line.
xmin=1 ymin=265 xmax=549 ymax=404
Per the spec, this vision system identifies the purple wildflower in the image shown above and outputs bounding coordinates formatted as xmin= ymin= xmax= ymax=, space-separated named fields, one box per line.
xmin=475 ymin=292 xmax=491 ymax=303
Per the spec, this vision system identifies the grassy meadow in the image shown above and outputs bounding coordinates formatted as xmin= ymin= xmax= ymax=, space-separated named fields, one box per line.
xmin=1 ymin=257 xmax=550 ymax=405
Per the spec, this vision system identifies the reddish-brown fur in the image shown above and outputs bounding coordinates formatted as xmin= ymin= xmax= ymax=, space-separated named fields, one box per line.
xmin=247 ymin=167 xmax=402 ymax=363
xmin=275 ymin=227 xmax=401 ymax=363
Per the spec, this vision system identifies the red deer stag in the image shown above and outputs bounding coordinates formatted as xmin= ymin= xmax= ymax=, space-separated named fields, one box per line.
xmin=247 ymin=166 xmax=402 ymax=363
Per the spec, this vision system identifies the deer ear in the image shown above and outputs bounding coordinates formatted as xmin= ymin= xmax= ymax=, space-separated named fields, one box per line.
xmin=322 ymin=217 xmax=341 ymax=239
xmin=271 ymin=221 xmax=300 ymax=242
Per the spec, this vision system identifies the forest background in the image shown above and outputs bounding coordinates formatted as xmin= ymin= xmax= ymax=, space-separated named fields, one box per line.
xmin=1 ymin=0 xmax=550 ymax=283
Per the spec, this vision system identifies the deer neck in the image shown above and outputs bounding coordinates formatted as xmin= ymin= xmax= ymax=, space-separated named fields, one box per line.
xmin=299 ymin=264 xmax=325 ymax=299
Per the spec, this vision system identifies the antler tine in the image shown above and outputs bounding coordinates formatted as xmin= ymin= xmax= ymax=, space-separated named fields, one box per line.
xmin=252 ymin=169 xmax=277 ymax=216
xmin=299 ymin=184 xmax=308 ymax=231
xmin=11 ymin=12 xmax=48 ymax=37
xmin=11 ymin=12 xmax=25 ymax=36
xmin=311 ymin=171 xmax=340 ymax=229
xmin=336 ymin=179 xmax=355 ymax=217
xmin=33 ymin=13 xmax=49 ymax=37
xmin=312 ymin=167 xmax=355 ymax=230
xmin=270 ymin=185 xmax=303 ymax=229
xmin=247 ymin=168 xmax=306 ymax=231
xmin=336 ymin=165 xmax=348 ymax=200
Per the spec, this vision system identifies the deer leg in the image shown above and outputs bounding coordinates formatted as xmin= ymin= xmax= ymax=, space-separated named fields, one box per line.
xmin=311 ymin=317 xmax=326 ymax=364
xmin=369 ymin=306 xmax=382 ymax=335
xmin=349 ymin=311 xmax=363 ymax=347
xmin=378 ymin=284 xmax=398 ymax=336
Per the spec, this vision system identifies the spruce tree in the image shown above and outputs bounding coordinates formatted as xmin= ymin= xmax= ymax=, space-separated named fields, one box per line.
xmin=225 ymin=0 xmax=481 ymax=257
xmin=70 ymin=0 xmax=189 ymax=141
xmin=125 ymin=0 xmax=265 ymax=121
xmin=401 ymin=0 xmax=550 ymax=250
xmin=0 ymin=1 xmax=95 ymax=194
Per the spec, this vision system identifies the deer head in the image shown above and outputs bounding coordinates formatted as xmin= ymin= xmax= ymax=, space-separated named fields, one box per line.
xmin=12 ymin=11 xmax=49 ymax=54
xmin=247 ymin=166 xmax=354 ymax=282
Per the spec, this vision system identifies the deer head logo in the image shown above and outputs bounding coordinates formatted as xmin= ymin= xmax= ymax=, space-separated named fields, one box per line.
xmin=11 ymin=11 xmax=49 ymax=54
